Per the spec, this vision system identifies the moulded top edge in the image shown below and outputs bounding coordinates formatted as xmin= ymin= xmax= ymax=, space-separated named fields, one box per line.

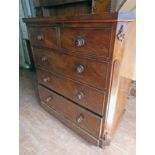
xmin=23 ymin=12 xmax=135 ymax=24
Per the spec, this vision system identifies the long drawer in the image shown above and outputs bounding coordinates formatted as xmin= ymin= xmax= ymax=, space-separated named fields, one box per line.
xmin=38 ymin=85 xmax=102 ymax=138
xmin=37 ymin=69 xmax=105 ymax=115
xmin=33 ymin=48 xmax=109 ymax=90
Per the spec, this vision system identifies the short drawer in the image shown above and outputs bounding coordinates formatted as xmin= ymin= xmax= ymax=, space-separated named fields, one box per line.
xmin=38 ymin=85 xmax=102 ymax=138
xmin=60 ymin=27 xmax=112 ymax=58
xmin=33 ymin=49 xmax=109 ymax=90
xmin=28 ymin=27 xmax=57 ymax=48
xmin=37 ymin=69 xmax=105 ymax=115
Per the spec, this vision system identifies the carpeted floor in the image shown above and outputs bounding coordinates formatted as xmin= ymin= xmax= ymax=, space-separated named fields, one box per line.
xmin=19 ymin=69 xmax=136 ymax=155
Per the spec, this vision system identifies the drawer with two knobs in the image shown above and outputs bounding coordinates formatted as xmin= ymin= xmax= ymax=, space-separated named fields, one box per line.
xmin=37 ymin=69 xmax=106 ymax=115
xmin=38 ymin=85 xmax=103 ymax=138
xmin=28 ymin=24 xmax=113 ymax=59
xmin=33 ymin=48 xmax=110 ymax=91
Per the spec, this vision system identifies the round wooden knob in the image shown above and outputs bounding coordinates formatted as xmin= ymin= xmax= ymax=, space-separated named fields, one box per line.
xmin=77 ymin=92 xmax=84 ymax=100
xmin=76 ymin=114 xmax=84 ymax=124
xmin=46 ymin=96 xmax=53 ymax=102
xmin=75 ymin=38 xmax=85 ymax=47
xmin=43 ymin=77 xmax=50 ymax=82
xmin=37 ymin=34 xmax=44 ymax=41
xmin=76 ymin=65 xmax=84 ymax=73
xmin=41 ymin=56 xmax=47 ymax=62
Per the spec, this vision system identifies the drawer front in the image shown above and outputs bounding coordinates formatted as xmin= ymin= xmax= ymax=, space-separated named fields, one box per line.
xmin=37 ymin=69 xmax=105 ymax=115
xmin=28 ymin=27 xmax=57 ymax=48
xmin=60 ymin=27 xmax=112 ymax=58
xmin=34 ymin=49 xmax=109 ymax=90
xmin=38 ymin=85 xmax=102 ymax=138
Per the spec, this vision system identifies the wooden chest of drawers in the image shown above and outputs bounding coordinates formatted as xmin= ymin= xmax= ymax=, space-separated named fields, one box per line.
xmin=23 ymin=12 xmax=134 ymax=148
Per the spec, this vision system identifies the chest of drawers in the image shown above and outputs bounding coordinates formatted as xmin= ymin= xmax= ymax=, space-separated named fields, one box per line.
xmin=23 ymin=12 xmax=134 ymax=148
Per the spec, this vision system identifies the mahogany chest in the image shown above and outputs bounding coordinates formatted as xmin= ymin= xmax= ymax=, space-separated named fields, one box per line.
xmin=24 ymin=12 xmax=134 ymax=148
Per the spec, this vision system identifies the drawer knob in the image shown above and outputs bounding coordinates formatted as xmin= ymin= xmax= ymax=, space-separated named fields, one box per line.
xmin=77 ymin=92 xmax=84 ymax=100
xmin=37 ymin=34 xmax=44 ymax=41
xmin=76 ymin=114 xmax=84 ymax=124
xmin=41 ymin=56 xmax=47 ymax=62
xmin=46 ymin=96 xmax=53 ymax=102
xmin=43 ymin=77 xmax=50 ymax=82
xmin=75 ymin=38 xmax=85 ymax=47
xmin=76 ymin=65 xmax=85 ymax=73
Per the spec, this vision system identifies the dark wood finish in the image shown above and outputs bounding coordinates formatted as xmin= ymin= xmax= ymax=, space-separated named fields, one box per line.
xmin=37 ymin=69 xmax=106 ymax=115
xmin=33 ymin=48 xmax=109 ymax=90
xmin=23 ymin=12 xmax=135 ymax=24
xmin=40 ymin=0 xmax=91 ymax=6
xmin=28 ymin=27 xmax=58 ymax=48
xmin=24 ymin=13 xmax=135 ymax=148
xmin=38 ymin=85 xmax=102 ymax=138
xmin=35 ymin=1 xmax=92 ymax=17
xmin=92 ymin=0 xmax=111 ymax=13
xmin=28 ymin=23 xmax=114 ymax=60
xmin=60 ymin=26 xmax=113 ymax=58
xmin=48 ymin=1 xmax=92 ymax=17
xmin=33 ymin=0 xmax=112 ymax=17
xmin=41 ymin=101 xmax=100 ymax=146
